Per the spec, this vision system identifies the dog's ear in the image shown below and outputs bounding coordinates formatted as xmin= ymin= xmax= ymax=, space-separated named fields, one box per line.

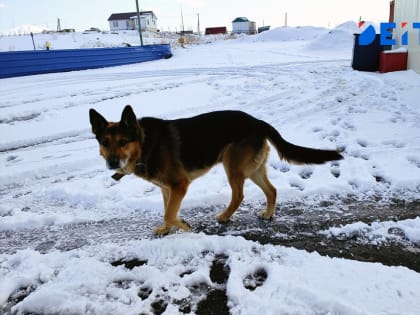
xmin=89 ymin=108 xmax=108 ymax=135
xmin=120 ymin=105 xmax=138 ymax=130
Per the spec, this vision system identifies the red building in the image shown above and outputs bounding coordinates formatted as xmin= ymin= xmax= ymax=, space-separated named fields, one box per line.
xmin=205 ymin=27 xmax=227 ymax=35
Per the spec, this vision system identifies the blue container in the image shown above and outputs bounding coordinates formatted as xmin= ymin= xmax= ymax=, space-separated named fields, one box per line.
xmin=0 ymin=44 xmax=172 ymax=79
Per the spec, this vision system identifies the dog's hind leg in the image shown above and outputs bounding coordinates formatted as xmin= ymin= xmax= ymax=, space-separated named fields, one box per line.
xmin=155 ymin=180 xmax=191 ymax=235
xmin=216 ymin=173 xmax=245 ymax=223
xmin=250 ymin=163 xmax=277 ymax=220
xmin=216 ymin=143 xmax=254 ymax=223
xmin=216 ymin=140 xmax=274 ymax=223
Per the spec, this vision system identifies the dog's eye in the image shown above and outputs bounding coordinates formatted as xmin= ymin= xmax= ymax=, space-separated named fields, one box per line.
xmin=101 ymin=139 xmax=110 ymax=147
xmin=118 ymin=139 xmax=128 ymax=147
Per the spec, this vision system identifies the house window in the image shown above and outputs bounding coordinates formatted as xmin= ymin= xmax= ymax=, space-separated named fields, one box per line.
xmin=126 ymin=21 xmax=130 ymax=28
xmin=113 ymin=21 xmax=118 ymax=27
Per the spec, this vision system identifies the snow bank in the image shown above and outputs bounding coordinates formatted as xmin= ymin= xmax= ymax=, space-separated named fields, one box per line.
xmin=306 ymin=21 xmax=358 ymax=51
xmin=1 ymin=234 xmax=420 ymax=315
xmin=242 ymin=26 xmax=327 ymax=42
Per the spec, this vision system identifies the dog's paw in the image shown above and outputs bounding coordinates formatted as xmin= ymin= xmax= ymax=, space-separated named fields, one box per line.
xmin=215 ymin=212 xmax=231 ymax=223
xmin=180 ymin=219 xmax=191 ymax=231
xmin=257 ymin=210 xmax=273 ymax=220
xmin=154 ymin=224 xmax=171 ymax=236
xmin=155 ymin=220 xmax=191 ymax=235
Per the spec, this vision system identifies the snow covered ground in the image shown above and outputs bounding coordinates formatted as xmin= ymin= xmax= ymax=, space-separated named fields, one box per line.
xmin=1 ymin=23 xmax=420 ymax=314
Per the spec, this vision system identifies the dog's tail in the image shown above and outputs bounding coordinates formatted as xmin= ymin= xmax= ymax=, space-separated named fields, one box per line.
xmin=264 ymin=122 xmax=343 ymax=164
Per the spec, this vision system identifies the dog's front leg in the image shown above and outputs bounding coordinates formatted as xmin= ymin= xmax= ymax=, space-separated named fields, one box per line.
xmin=161 ymin=187 xmax=169 ymax=210
xmin=155 ymin=181 xmax=190 ymax=235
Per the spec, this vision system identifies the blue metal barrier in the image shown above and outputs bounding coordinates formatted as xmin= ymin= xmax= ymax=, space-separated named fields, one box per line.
xmin=0 ymin=44 xmax=172 ymax=79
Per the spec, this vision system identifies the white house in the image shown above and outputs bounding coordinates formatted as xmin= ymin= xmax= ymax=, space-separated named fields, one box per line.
xmin=232 ymin=17 xmax=256 ymax=35
xmin=108 ymin=11 xmax=158 ymax=32
xmin=391 ymin=0 xmax=420 ymax=73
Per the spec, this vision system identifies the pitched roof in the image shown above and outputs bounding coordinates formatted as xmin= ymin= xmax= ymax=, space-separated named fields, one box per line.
xmin=108 ymin=11 xmax=156 ymax=21
xmin=232 ymin=17 xmax=249 ymax=23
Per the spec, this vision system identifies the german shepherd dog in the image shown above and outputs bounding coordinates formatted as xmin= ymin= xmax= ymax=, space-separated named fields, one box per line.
xmin=89 ymin=105 xmax=343 ymax=235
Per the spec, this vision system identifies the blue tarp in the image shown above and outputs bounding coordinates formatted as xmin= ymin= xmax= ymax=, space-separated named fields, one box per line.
xmin=0 ymin=44 xmax=172 ymax=79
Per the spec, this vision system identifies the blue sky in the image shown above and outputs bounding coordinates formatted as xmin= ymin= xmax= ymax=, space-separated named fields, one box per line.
xmin=0 ymin=0 xmax=390 ymax=33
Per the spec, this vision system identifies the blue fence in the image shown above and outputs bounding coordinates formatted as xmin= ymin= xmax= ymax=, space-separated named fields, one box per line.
xmin=0 ymin=44 xmax=172 ymax=79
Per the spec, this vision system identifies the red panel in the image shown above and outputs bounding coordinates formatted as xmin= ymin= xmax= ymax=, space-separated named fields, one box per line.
xmin=379 ymin=52 xmax=408 ymax=73
xmin=205 ymin=27 xmax=227 ymax=35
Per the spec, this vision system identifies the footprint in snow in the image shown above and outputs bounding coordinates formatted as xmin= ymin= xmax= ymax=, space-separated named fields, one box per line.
xmin=382 ymin=140 xmax=406 ymax=148
xmin=6 ymin=155 xmax=19 ymax=162
xmin=299 ymin=167 xmax=313 ymax=180
xmin=270 ymin=161 xmax=290 ymax=173
xmin=348 ymin=180 xmax=359 ymax=190
xmin=371 ymin=166 xmax=391 ymax=186
xmin=341 ymin=121 xmax=356 ymax=131
xmin=357 ymin=139 xmax=368 ymax=148
xmin=330 ymin=161 xmax=341 ymax=178
xmin=243 ymin=268 xmax=268 ymax=291
xmin=407 ymin=156 xmax=420 ymax=169
xmin=349 ymin=150 xmax=370 ymax=161
xmin=289 ymin=179 xmax=305 ymax=191
xmin=330 ymin=118 xmax=341 ymax=126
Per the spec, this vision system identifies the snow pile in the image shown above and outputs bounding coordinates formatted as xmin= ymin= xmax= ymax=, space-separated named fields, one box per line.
xmin=243 ymin=26 xmax=326 ymax=42
xmin=306 ymin=21 xmax=358 ymax=50
xmin=320 ymin=217 xmax=420 ymax=244
xmin=1 ymin=234 xmax=420 ymax=315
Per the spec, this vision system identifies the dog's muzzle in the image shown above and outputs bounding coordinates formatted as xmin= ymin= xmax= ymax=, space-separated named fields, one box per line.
xmin=107 ymin=156 xmax=120 ymax=169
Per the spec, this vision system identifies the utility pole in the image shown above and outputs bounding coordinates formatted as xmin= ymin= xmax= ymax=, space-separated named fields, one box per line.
xmin=57 ymin=18 xmax=61 ymax=32
xmin=180 ymin=6 xmax=185 ymax=35
xmin=284 ymin=12 xmax=288 ymax=27
xmin=197 ymin=13 xmax=201 ymax=35
xmin=135 ymin=0 xmax=144 ymax=46
xmin=30 ymin=32 xmax=36 ymax=50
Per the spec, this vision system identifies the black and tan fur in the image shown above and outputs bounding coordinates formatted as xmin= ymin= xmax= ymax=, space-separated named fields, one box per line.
xmin=89 ymin=105 xmax=343 ymax=235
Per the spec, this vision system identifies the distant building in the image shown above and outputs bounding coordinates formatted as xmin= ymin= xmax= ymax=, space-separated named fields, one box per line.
xmin=232 ymin=17 xmax=256 ymax=35
xmin=258 ymin=26 xmax=271 ymax=33
xmin=205 ymin=27 xmax=227 ymax=35
xmin=108 ymin=11 xmax=157 ymax=32
xmin=391 ymin=0 xmax=420 ymax=73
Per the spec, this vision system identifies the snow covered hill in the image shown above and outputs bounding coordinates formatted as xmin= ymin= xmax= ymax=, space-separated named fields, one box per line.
xmin=1 ymin=24 xmax=420 ymax=314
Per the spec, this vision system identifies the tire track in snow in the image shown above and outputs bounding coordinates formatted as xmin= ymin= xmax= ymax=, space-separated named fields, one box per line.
xmin=0 ymin=130 xmax=92 ymax=153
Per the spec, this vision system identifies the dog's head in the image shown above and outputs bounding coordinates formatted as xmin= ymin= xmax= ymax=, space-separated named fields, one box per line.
xmin=89 ymin=105 xmax=143 ymax=174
